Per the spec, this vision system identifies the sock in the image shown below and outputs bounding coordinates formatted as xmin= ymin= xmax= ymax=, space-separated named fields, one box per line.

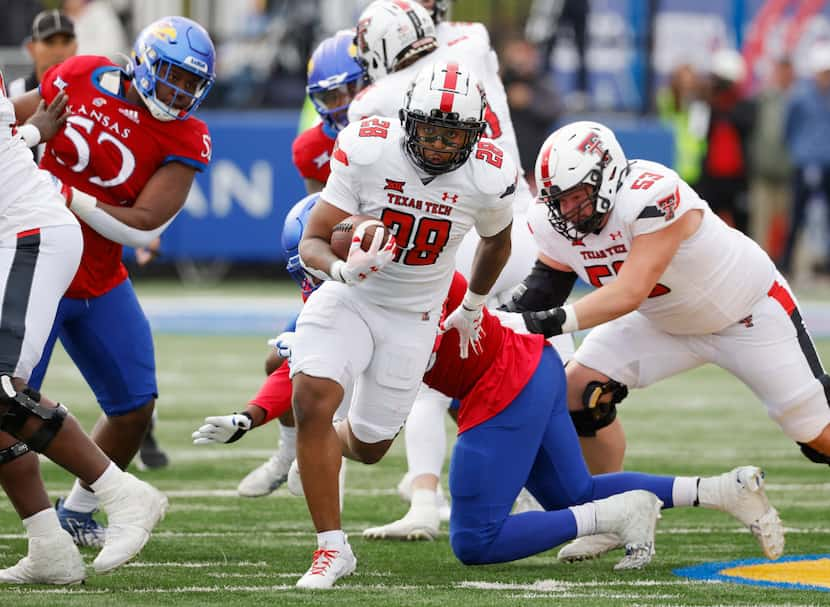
xmin=568 ymin=502 xmax=597 ymax=537
xmin=22 ymin=508 xmax=62 ymax=538
xmin=404 ymin=388 xmax=448 ymax=478
xmin=671 ymin=476 xmax=700 ymax=508
xmin=410 ymin=488 xmax=437 ymax=512
xmin=317 ymin=529 xmax=346 ymax=548
xmin=277 ymin=423 xmax=297 ymax=458
xmin=696 ymin=475 xmax=721 ymax=509
xmin=90 ymin=461 xmax=126 ymax=499
xmin=63 ymin=479 xmax=100 ymax=513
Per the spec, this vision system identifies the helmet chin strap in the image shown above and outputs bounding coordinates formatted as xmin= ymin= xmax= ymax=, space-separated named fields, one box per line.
xmin=136 ymin=86 xmax=177 ymax=122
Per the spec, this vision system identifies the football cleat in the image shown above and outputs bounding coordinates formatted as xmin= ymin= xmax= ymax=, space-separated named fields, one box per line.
xmin=698 ymin=466 xmax=785 ymax=559
xmin=557 ymin=533 xmax=622 ymax=563
xmin=55 ymin=498 xmax=106 ymax=548
xmin=296 ymin=540 xmax=357 ymax=589
xmin=0 ymin=532 xmax=85 ymax=585
xmin=237 ymin=452 xmax=293 ymax=497
xmin=137 ymin=426 xmax=169 ymax=470
xmin=594 ymin=490 xmax=662 ymax=571
xmin=363 ymin=502 xmax=439 ymax=541
xmin=93 ymin=474 xmax=168 ymax=573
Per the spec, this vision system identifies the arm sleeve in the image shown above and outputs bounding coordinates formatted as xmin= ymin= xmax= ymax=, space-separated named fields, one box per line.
xmin=70 ymin=192 xmax=178 ymax=247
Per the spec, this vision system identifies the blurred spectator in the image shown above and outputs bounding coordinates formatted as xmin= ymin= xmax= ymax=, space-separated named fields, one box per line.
xmin=8 ymin=10 xmax=77 ymax=97
xmin=748 ymin=56 xmax=794 ymax=263
xmin=694 ymin=48 xmax=755 ymax=234
xmin=0 ymin=0 xmax=42 ymax=45
xmin=62 ymin=0 xmax=128 ymax=60
xmin=655 ymin=62 xmax=706 ymax=186
xmin=525 ymin=0 xmax=589 ymax=111
xmin=500 ymin=37 xmax=562 ymax=190
xmin=781 ymin=43 xmax=830 ymax=277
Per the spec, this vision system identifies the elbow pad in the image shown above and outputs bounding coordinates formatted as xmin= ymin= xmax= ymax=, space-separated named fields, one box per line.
xmin=500 ymin=260 xmax=577 ymax=313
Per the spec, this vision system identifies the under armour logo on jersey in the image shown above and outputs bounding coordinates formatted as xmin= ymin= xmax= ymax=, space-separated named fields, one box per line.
xmin=739 ymin=315 xmax=754 ymax=328
xmin=312 ymin=151 xmax=330 ymax=169
xmin=53 ymin=75 xmax=68 ymax=91
xmin=385 ymin=179 xmax=405 ymax=193
xmin=118 ymin=107 xmax=140 ymax=124
xmin=609 ymin=230 xmax=622 ymax=240
xmin=442 ymin=192 xmax=458 ymax=204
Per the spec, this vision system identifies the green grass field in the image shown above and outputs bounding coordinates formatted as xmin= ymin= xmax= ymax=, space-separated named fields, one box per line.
xmin=0 ymin=328 xmax=828 ymax=606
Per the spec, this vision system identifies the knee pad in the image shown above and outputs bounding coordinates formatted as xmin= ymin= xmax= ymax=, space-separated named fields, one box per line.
xmin=0 ymin=375 xmax=67 ymax=452
xmin=570 ymin=379 xmax=628 ymax=437
xmin=797 ymin=442 xmax=830 ymax=466
xmin=0 ymin=441 xmax=30 ymax=465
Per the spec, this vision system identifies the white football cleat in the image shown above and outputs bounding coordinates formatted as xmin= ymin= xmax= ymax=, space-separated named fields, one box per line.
xmin=698 ymin=466 xmax=785 ymax=559
xmin=93 ymin=474 xmax=168 ymax=573
xmin=296 ymin=540 xmax=357 ymax=589
xmin=363 ymin=501 xmax=439 ymax=541
xmin=513 ymin=488 xmax=544 ymax=514
xmin=557 ymin=533 xmax=622 ymax=563
xmin=594 ymin=490 xmax=662 ymax=571
xmin=0 ymin=532 xmax=85 ymax=585
xmin=237 ymin=451 xmax=294 ymax=497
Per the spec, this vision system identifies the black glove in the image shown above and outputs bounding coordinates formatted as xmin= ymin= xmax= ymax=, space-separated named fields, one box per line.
xmin=522 ymin=307 xmax=567 ymax=337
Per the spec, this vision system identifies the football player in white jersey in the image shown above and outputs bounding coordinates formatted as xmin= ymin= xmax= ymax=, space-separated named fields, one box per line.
xmin=0 ymin=72 xmax=166 ymax=585
xmin=352 ymin=0 xmax=567 ymax=540
xmin=289 ymin=60 xmax=515 ymax=589
xmin=501 ymin=120 xmax=830 ymax=561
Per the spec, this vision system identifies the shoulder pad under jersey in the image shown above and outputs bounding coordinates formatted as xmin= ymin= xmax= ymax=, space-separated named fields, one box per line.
xmin=468 ymin=139 xmax=519 ymax=198
xmin=617 ymin=160 xmax=681 ymax=225
xmin=332 ymin=116 xmax=398 ymax=167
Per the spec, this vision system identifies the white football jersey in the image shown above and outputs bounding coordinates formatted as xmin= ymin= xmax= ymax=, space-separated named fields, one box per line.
xmin=529 ymin=159 xmax=777 ymax=335
xmin=0 ymin=70 xmax=76 ymax=240
xmin=348 ymin=31 xmax=533 ymax=213
xmin=321 ymin=116 xmax=517 ymax=312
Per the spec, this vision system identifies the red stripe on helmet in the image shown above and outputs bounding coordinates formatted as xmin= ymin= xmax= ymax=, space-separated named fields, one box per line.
xmin=439 ymin=62 xmax=459 ymax=113
xmin=539 ymin=138 xmax=554 ymax=185
xmin=392 ymin=0 xmax=411 ymax=9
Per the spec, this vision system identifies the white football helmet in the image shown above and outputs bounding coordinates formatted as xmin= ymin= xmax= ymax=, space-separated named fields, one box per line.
xmin=356 ymin=0 xmax=437 ymax=82
xmin=400 ymin=61 xmax=486 ymax=174
xmin=535 ymin=121 xmax=628 ymax=241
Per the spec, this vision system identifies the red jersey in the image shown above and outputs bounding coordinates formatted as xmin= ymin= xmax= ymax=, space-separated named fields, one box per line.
xmin=291 ymin=122 xmax=335 ymax=184
xmin=424 ymin=273 xmax=546 ymax=434
xmin=39 ymin=55 xmax=211 ymax=298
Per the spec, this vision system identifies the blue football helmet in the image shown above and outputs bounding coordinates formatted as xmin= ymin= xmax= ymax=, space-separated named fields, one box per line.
xmin=130 ymin=16 xmax=215 ymax=121
xmin=282 ymin=193 xmax=321 ymax=298
xmin=306 ymin=30 xmax=367 ymax=134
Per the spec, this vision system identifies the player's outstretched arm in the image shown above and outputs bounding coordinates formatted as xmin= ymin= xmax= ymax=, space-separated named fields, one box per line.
xmin=65 ymin=162 xmax=196 ymax=248
xmin=11 ymin=88 xmax=43 ymax=125
xmin=192 ymin=405 xmax=268 ymax=445
xmin=19 ymin=92 xmax=69 ymax=144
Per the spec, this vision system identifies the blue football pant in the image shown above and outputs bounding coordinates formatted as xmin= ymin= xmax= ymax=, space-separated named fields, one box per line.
xmin=449 ymin=347 xmax=675 ymax=565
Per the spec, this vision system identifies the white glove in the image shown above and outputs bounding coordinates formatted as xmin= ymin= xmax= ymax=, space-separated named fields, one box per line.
xmin=267 ymin=331 xmax=294 ymax=360
xmin=440 ymin=289 xmax=487 ymax=359
xmin=192 ymin=412 xmax=253 ymax=445
xmin=331 ymin=223 xmax=396 ymax=285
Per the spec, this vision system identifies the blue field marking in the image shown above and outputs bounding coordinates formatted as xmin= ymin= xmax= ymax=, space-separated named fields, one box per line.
xmin=674 ymin=554 xmax=830 ymax=592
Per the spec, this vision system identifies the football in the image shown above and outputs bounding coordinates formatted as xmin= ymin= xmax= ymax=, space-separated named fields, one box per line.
xmin=330 ymin=214 xmax=391 ymax=260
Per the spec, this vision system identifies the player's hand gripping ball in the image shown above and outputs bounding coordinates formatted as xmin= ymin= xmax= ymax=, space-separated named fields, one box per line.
xmin=329 ymin=215 xmax=392 ymax=260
